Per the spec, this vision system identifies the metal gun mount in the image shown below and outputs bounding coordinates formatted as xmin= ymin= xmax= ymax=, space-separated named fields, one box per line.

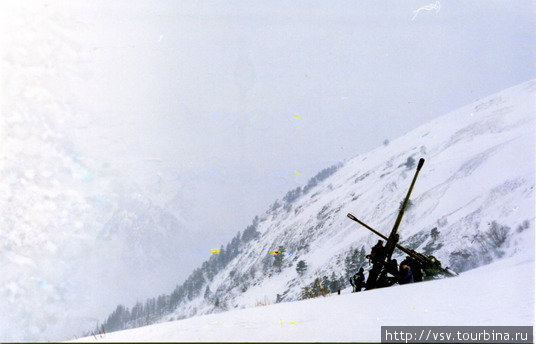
xmin=346 ymin=158 xmax=457 ymax=288
xmin=346 ymin=213 xmax=457 ymax=278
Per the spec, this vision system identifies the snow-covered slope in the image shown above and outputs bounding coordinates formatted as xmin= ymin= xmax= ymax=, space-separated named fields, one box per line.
xmin=72 ymin=252 xmax=534 ymax=342
xmin=165 ymin=80 xmax=534 ymax=318
xmin=95 ymin=79 xmax=534 ymax=335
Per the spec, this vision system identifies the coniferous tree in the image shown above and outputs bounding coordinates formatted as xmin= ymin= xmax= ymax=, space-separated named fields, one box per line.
xmin=310 ymin=278 xmax=320 ymax=296
xmin=345 ymin=246 xmax=366 ymax=280
xmin=303 ymin=164 xmax=340 ymax=194
xmin=321 ymin=275 xmax=330 ymax=292
xmin=355 ymin=246 xmax=366 ymax=269
xmin=249 ymin=266 xmax=257 ymax=279
xmin=296 ymin=260 xmax=308 ymax=275
xmin=217 ymin=245 xmax=226 ymax=268
xmin=283 ymin=186 xmax=302 ymax=204
xmin=431 ymin=227 xmax=440 ymax=240
xmin=273 ymin=246 xmax=285 ymax=272
xmin=405 ymin=156 xmax=415 ymax=169
xmin=329 ymin=272 xmax=340 ymax=293
xmin=131 ymin=302 xmax=143 ymax=322
xmin=229 ymin=232 xmax=240 ymax=258
xmin=242 ymin=217 xmax=260 ymax=242
xmin=104 ymin=304 xmax=128 ymax=332
xmin=359 ymin=246 xmax=366 ymax=262
xmin=204 ymin=285 xmax=212 ymax=300
xmin=156 ymin=295 xmax=168 ymax=316
xmin=300 ymin=286 xmax=313 ymax=300
xmin=339 ymin=274 xmax=348 ymax=289
xmin=399 ymin=199 xmax=413 ymax=211
xmin=311 ymin=277 xmax=329 ymax=297
xmin=344 ymin=248 xmax=358 ymax=279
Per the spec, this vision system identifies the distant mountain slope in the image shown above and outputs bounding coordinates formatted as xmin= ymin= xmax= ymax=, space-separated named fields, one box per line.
xmin=96 ymin=80 xmax=535 ymax=335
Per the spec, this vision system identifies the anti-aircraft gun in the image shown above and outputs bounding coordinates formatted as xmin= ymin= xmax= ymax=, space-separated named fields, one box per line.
xmin=346 ymin=158 xmax=457 ymax=290
xmin=346 ymin=214 xmax=457 ymax=279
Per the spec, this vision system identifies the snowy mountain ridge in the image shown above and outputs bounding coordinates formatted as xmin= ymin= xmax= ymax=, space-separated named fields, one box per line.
xmin=96 ymin=79 xmax=535 ymax=335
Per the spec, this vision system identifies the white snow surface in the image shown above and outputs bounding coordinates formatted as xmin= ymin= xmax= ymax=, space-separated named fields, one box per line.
xmin=72 ymin=253 xmax=534 ymax=342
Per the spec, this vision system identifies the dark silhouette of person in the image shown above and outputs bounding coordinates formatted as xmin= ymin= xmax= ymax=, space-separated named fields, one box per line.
xmin=399 ymin=259 xmax=414 ymax=285
xmin=365 ymin=240 xmax=385 ymax=290
xmin=352 ymin=268 xmax=365 ymax=292
xmin=407 ymin=256 xmax=423 ymax=282
xmin=387 ymin=258 xmax=398 ymax=276
xmin=367 ymin=240 xmax=385 ymax=264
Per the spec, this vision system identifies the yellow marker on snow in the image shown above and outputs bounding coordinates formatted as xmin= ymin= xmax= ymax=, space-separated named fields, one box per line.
xmin=294 ymin=172 xmax=299 ymax=175
xmin=210 ymin=249 xmax=220 ymax=254
xmin=294 ymin=114 xmax=299 ymax=117
xmin=269 ymin=250 xmax=282 ymax=255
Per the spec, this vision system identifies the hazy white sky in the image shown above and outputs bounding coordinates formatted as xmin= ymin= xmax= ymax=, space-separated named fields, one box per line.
xmin=63 ymin=0 xmax=535 ymax=247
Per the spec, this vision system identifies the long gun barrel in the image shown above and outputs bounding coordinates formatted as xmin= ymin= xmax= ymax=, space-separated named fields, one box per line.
xmin=384 ymin=158 xmax=425 ymax=261
xmin=347 ymin=213 xmax=458 ymax=277
xmin=389 ymin=158 xmax=425 ymax=238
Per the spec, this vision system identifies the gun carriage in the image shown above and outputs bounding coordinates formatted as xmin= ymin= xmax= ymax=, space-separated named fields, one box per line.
xmin=346 ymin=158 xmax=457 ymax=290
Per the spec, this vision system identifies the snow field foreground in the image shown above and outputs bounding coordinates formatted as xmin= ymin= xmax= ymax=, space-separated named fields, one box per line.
xmin=72 ymin=254 xmax=534 ymax=342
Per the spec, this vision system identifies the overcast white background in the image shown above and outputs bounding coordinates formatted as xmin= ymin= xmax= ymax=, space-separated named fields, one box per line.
xmin=68 ymin=0 xmax=535 ymax=244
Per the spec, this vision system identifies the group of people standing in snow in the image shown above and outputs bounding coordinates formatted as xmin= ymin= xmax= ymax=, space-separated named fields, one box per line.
xmin=349 ymin=240 xmax=424 ymax=292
